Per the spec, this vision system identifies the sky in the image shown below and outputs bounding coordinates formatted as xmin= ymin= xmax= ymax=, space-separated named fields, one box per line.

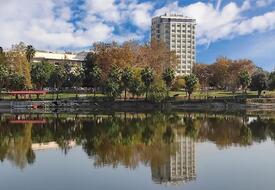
xmin=0 ymin=0 xmax=275 ymax=71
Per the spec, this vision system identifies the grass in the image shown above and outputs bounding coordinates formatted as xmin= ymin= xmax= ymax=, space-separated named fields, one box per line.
xmin=170 ymin=90 xmax=275 ymax=100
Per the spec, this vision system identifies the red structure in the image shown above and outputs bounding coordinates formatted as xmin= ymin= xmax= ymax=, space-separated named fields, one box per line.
xmin=9 ymin=90 xmax=48 ymax=99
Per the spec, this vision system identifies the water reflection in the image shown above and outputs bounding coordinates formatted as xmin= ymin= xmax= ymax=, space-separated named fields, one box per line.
xmin=152 ymin=135 xmax=196 ymax=185
xmin=0 ymin=112 xmax=275 ymax=186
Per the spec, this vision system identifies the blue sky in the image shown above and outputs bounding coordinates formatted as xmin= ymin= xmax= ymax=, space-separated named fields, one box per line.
xmin=0 ymin=0 xmax=275 ymax=71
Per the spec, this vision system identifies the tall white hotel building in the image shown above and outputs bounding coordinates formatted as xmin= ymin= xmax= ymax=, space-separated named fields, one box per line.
xmin=151 ymin=13 xmax=196 ymax=75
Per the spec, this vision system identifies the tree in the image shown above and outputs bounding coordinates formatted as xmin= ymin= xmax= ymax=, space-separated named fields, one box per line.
xmin=162 ymin=67 xmax=175 ymax=96
xmin=141 ymin=67 xmax=154 ymax=100
xmin=84 ymin=53 xmax=102 ymax=97
xmin=103 ymin=79 xmax=121 ymax=101
xmin=25 ymin=45 xmax=36 ymax=63
xmin=209 ymin=58 xmax=255 ymax=92
xmin=103 ymin=66 xmax=123 ymax=101
xmin=7 ymin=72 xmax=26 ymax=91
xmin=209 ymin=57 xmax=230 ymax=89
xmin=92 ymin=41 xmax=139 ymax=80
xmin=193 ymin=64 xmax=212 ymax=95
xmin=108 ymin=66 xmax=122 ymax=83
xmin=128 ymin=79 xmax=143 ymax=99
xmin=251 ymin=71 xmax=268 ymax=97
xmin=31 ymin=62 xmax=54 ymax=89
xmin=5 ymin=43 xmax=33 ymax=89
xmin=49 ymin=65 xmax=67 ymax=99
xmin=138 ymin=39 xmax=177 ymax=76
xmin=184 ymin=74 xmax=198 ymax=100
xmin=121 ymin=68 xmax=134 ymax=100
xmin=268 ymin=72 xmax=275 ymax=91
xmin=67 ymin=66 xmax=84 ymax=97
xmin=0 ymin=64 xmax=10 ymax=98
xmin=239 ymin=70 xmax=251 ymax=94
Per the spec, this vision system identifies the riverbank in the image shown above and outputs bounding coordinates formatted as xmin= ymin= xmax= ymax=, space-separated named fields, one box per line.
xmin=1 ymin=98 xmax=275 ymax=113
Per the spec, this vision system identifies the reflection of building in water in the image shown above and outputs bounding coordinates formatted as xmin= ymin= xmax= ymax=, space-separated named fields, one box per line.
xmin=32 ymin=141 xmax=76 ymax=151
xmin=152 ymin=134 xmax=196 ymax=185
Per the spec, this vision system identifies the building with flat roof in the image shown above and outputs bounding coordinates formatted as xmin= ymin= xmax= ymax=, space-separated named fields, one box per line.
xmin=151 ymin=13 xmax=196 ymax=75
xmin=33 ymin=51 xmax=88 ymax=67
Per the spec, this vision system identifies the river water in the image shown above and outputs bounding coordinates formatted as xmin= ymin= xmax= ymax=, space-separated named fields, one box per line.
xmin=0 ymin=112 xmax=275 ymax=190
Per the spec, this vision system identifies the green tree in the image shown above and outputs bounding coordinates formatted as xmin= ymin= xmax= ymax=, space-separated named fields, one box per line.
xmin=268 ymin=72 xmax=275 ymax=90
xmin=121 ymin=68 xmax=134 ymax=100
xmin=102 ymin=67 xmax=123 ymax=101
xmin=68 ymin=66 xmax=84 ymax=89
xmin=7 ymin=72 xmax=26 ymax=91
xmin=162 ymin=67 xmax=175 ymax=96
xmin=184 ymin=74 xmax=198 ymax=100
xmin=141 ymin=67 xmax=154 ymax=100
xmin=108 ymin=66 xmax=122 ymax=83
xmin=0 ymin=64 xmax=10 ymax=98
xmin=31 ymin=62 xmax=54 ymax=89
xmin=0 ymin=47 xmax=6 ymax=65
xmin=239 ymin=70 xmax=251 ymax=94
xmin=103 ymin=79 xmax=121 ymax=101
xmin=84 ymin=56 xmax=102 ymax=97
xmin=25 ymin=45 xmax=36 ymax=63
xmin=251 ymin=71 xmax=268 ymax=97
xmin=67 ymin=66 xmax=84 ymax=98
xmin=129 ymin=79 xmax=143 ymax=99
xmin=49 ymin=65 xmax=67 ymax=99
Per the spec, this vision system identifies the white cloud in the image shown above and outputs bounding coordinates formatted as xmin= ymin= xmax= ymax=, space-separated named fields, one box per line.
xmin=0 ymin=0 xmax=275 ymax=50
xmin=0 ymin=0 xmax=148 ymax=50
xmin=127 ymin=2 xmax=154 ymax=29
xmin=236 ymin=11 xmax=275 ymax=35
xmin=154 ymin=0 xmax=275 ymax=45
xmin=256 ymin=0 xmax=275 ymax=7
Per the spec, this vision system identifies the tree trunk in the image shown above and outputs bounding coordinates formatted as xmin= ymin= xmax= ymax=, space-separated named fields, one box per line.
xmin=124 ymin=89 xmax=127 ymax=101
xmin=258 ymin=90 xmax=261 ymax=98
xmin=56 ymin=89 xmax=59 ymax=100
xmin=188 ymin=93 xmax=191 ymax=100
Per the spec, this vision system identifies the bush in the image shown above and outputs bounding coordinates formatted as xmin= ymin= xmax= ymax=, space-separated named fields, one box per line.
xmin=172 ymin=76 xmax=185 ymax=91
xmin=147 ymin=86 xmax=167 ymax=103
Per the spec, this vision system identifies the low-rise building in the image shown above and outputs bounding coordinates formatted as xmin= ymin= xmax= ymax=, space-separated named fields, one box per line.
xmin=33 ymin=50 xmax=88 ymax=67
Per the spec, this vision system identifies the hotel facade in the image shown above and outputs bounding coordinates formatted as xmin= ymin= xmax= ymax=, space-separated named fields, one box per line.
xmin=151 ymin=13 xmax=196 ymax=75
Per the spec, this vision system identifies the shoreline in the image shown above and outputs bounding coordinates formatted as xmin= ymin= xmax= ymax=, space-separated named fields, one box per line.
xmin=0 ymin=99 xmax=275 ymax=113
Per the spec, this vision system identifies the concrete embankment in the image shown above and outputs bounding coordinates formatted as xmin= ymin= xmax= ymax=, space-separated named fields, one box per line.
xmin=0 ymin=99 xmax=275 ymax=113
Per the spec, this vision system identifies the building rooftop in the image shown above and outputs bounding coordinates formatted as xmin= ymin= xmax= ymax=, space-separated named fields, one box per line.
xmin=34 ymin=50 xmax=88 ymax=61
xmin=152 ymin=13 xmax=195 ymax=22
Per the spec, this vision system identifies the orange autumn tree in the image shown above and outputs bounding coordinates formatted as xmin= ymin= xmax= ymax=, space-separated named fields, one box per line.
xmin=208 ymin=57 xmax=255 ymax=93
xmin=91 ymin=40 xmax=177 ymax=83
xmin=137 ymin=39 xmax=177 ymax=79
xmin=93 ymin=41 xmax=139 ymax=80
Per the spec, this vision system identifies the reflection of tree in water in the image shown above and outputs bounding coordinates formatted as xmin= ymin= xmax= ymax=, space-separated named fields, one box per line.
xmin=0 ymin=113 xmax=275 ymax=172
xmin=0 ymin=122 xmax=34 ymax=169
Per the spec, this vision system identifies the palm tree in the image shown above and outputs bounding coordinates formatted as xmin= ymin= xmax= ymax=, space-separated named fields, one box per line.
xmin=25 ymin=45 xmax=36 ymax=63
xmin=121 ymin=68 xmax=134 ymax=101
xmin=141 ymin=67 xmax=154 ymax=100
xmin=162 ymin=67 xmax=175 ymax=97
